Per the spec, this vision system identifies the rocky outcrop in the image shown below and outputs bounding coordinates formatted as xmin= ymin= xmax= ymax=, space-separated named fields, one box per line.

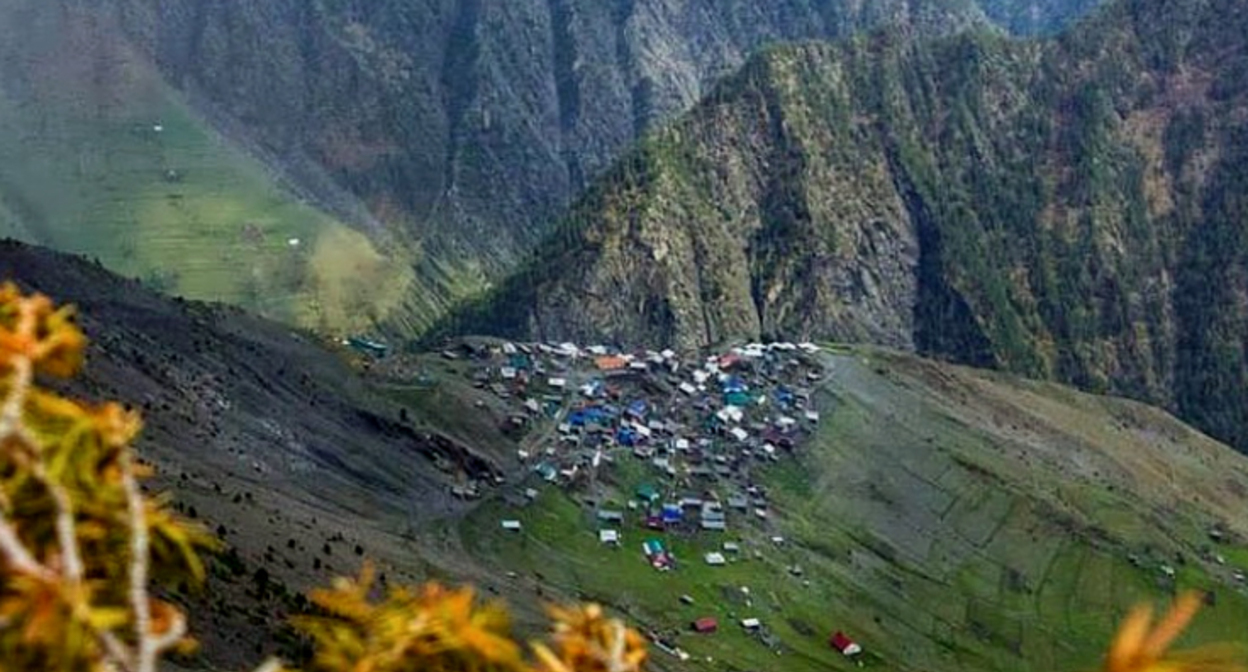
xmin=446 ymin=0 xmax=1248 ymax=452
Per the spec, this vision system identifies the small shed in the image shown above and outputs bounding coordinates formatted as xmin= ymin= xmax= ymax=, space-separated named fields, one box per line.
xmin=704 ymin=552 xmax=726 ymax=566
xmin=595 ymin=355 xmax=628 ymax=371
xmin=740 ymin=618 xmax=761 ymax=630
xmin=501 ymin=520 xmax=523 ymax=532
xmin=830 ymin=631 xmax=862 ymax=656
xmin=346 ymin=336 xmax=389 ymax=358
xmin=692 ymin=617 xmax=718 ymax=634
xmin=599 ymin=530 xmax=620 ymax=545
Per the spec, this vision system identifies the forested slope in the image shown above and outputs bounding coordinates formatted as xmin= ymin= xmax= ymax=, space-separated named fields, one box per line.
xmin=444 ymin=0 xmax=1248 ymax=451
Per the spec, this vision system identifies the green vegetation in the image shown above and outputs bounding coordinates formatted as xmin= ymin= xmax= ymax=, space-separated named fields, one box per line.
xmin=0 ymin=84 xmax=418 ymax=334
xmin=456 ymin=351 xmax=1248 ymax=672
xmin=448 ymin=0 xmax=1248 ymax=456
xmin=977 ymin=0 xmax=1106 ymax=35
xmin=0 ymin=4 xmax=416 ymax=335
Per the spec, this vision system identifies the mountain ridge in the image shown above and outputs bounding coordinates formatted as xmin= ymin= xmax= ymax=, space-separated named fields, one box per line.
xmin=0 ymin=0 xmax=1105 ymax=335
xmin=437 ymin=0 xmax=1248 ymax=453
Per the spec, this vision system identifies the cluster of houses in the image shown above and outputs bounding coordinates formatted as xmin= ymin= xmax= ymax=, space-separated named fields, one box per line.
xmin=457 ymin=338 xmax=826 ymax=533
xmin=456 ymin=338 xmax=867 ymax=662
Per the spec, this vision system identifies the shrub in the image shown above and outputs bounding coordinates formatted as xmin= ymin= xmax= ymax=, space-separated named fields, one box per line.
xmin=0 ymin=283 xmax=214 ymax=671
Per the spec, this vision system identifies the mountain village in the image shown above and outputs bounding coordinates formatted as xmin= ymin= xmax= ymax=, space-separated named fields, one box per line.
xmin=406 ymin=337 xmax=869 ymax=663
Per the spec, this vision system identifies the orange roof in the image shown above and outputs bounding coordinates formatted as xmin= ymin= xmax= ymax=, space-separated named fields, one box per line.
xmin=595 ymin=355 xmax=628 ymax=371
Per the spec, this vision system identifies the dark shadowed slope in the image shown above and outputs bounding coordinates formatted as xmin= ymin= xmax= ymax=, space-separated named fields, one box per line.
xmin=0 ymin=240 xmax=522 ymax=667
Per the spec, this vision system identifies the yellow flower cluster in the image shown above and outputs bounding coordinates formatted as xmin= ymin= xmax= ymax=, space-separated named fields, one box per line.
xmin=0 ymin=283 xmax=214 ymax=672
xmin=1101 ymin=592 xmax=1244 ymax=672
xmin=293 ymin=563 xmax=646 ymax=672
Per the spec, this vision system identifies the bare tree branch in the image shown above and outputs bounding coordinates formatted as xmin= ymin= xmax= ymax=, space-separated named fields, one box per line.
xmin=122 ymin=453 xmax=159 ymax=672
xmin=34 ymin=463 xmax=84 ymax=584
xmin=0 ymin=298 xmax=144 ymax=672
xmin=98 ymin=630 xmax=137 ymax=672
xmin=0 ymin=518 xmax=53 ymax=581
xmin=252 ymin=659 xmax=284 ymax=672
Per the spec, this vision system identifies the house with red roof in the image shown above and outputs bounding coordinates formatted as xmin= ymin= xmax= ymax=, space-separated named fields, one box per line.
xmin=691 ymin=617 xmax=718 ymax=633
xmin=830 ymin=631 xmax=862 ymax=656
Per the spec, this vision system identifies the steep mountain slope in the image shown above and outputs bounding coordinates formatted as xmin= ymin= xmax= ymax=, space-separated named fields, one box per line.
xmin=450 ymin=0 xmax=1248 ymax=452
xmin=0 ymin=0 xmax=1105 ymax=335
xmin=977 ymin=0 xmax=1104 ymax=34
xmin=456 ymin=348 xmax=1248 ymax=672
xmin=0 ymin=0 xmax=418 ymax=335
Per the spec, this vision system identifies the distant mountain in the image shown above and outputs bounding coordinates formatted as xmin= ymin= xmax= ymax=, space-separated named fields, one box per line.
xmin=444 ymin=0 xmax=1248 ymax=452
xmin=0 ymin=0 xmax=1104 ymax=335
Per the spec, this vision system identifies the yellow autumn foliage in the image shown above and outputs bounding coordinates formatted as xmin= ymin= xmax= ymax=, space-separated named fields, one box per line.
xmin=0 ymin=283 xmax=214 ymax=672
xmin=0 ymin=282 xmax=1239 ymax=672
xmin=0 ymin=283 xmax=647 ymax=672
xmin=292 ymin=563 xmax=646 ymax=672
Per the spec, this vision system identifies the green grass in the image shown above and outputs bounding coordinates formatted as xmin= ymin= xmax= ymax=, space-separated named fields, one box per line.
xmin=0 ymin=17 xmax=415 ymax=333
xmin=453 ymin=351 xmax=1248 ymax=672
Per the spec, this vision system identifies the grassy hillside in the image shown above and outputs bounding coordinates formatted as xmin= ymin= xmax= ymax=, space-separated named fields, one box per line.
xmin=7 ymin=238 xmax=1247 ymax=670
xmin=453 ymin=348 xmax=1248 ymax=672
xmin=0 ymin=1 xmax=416 ymax=335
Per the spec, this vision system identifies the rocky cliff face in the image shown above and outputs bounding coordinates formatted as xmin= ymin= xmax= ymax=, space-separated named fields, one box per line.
xmin=93 ymin=0 xmax=1098 ymax=331
xmin=448 ymin=0 xmax=1248 ymax=452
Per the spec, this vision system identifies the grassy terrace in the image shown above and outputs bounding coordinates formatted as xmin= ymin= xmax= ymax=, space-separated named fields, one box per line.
xmin=0 ymin=31 xmax=414 ymax=333
xmin=456 ymin=350 xmax=1248 ymax=672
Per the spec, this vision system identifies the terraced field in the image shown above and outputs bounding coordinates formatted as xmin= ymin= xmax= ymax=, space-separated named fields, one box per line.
xmin=0 ymin=1 xmax=415 ymax=334
xmin=455 ymin=349 xmax=1248 ymax=672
